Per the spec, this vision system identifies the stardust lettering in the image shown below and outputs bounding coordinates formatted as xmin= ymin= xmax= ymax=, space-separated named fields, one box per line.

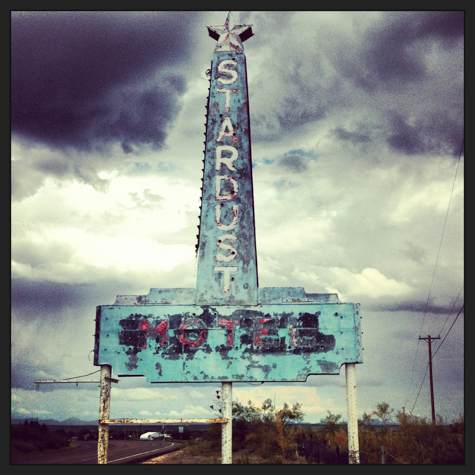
xmin=213 ymin=58 xmax=243 ymax=294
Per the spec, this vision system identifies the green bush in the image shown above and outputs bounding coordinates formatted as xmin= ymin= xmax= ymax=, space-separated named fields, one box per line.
xmin=200 ymin=400 xmax=464 ymax=464
xmin=392 ymin=412 xmax=464 ymax=464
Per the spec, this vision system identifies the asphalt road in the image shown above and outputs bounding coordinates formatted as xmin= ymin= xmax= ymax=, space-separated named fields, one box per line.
xmin=11 ymin=439 xmax=183 ymax=464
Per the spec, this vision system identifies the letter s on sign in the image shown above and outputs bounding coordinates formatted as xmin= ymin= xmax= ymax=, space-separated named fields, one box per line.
xmin=216 ymin=234 xmax=238 ymax=262
xmin=217 ymin=60 xmax=238 ymax=85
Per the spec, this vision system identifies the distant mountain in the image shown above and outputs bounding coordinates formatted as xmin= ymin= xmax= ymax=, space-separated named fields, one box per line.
xmin=11 ymin=417 xmax=97 ymax=426
xmin=61 ymin=417 xmax=95 ymax=425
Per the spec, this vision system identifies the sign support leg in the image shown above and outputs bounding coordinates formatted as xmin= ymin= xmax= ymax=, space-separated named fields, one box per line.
xmin=221 ymin=381 xmax=232 ymax=464
xmin=345 ymin=363 xmax=360 ymax=464
xmin=98 ymin=364 xmax=111 ymax=464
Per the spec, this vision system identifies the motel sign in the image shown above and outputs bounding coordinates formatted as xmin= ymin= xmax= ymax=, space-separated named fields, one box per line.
xmin=95 ymin=294 xmax=361 ymax=382
xmin=94 ymin=12 xmax=362 ymax=463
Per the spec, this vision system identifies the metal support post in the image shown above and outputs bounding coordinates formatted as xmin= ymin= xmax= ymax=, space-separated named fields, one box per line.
xmin=345 ymin=363 xmax=360 ymax=464
xmin=221 ymin=381 xmax=232 ymax=464
xmin=98 ymin=365 xmax=111 ymax=464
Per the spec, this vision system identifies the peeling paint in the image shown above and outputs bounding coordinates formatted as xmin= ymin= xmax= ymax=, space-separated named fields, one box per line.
xmin=95 ymin=301 xmax=362 ymax=382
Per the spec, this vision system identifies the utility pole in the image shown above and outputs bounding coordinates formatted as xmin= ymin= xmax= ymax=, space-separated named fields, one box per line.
xmin=419 ymin=335 xmax=440 ymax=424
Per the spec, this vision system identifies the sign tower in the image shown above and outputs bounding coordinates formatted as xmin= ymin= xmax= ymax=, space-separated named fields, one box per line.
xmin=94 ymin=12 xmax=362 ymax=463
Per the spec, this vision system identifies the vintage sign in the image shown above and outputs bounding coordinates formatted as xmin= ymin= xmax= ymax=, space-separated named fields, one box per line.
xmin=93 ymin=12 xmax=363 ymax=383
xmin=94 ymin=295 xmax=361 ymax=382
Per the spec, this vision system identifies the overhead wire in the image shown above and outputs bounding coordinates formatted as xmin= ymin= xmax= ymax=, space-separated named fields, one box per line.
xmin=411 ymin=363 xmax=429 ymax=414
xmin=63 ymin=370 xmax=100 ymax=380
xmin=418 ymin=141 xmax=463 ymax=338
xmin=432 ymin=304 xmax=464 ymax=359
xmin=406 ymin=139 xmax=464 ymax=411
xmin=435 ymin=285 xmax=463 ymax=342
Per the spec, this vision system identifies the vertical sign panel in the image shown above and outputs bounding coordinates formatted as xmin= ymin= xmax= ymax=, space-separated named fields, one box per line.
xmin=195 ymin=49 xmax=258 ymax=306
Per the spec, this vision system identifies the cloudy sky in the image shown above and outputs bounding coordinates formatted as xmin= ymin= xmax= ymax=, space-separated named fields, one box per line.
xmin=12 ymin=11 xmax=463 ymax=425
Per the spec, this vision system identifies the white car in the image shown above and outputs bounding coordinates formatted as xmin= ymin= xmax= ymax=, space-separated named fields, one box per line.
xmin=139 ymin=432 xmax=160 ymax=440
xmin=139 ymin=431 xmax=172 ymax=440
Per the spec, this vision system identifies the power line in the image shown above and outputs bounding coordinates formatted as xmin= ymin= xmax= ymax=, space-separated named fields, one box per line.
xmin=436 ymin=285 xmax=463 ymax=341
xmin=433 ymin=305 xmax=464 ymax=359
xmin=407 ymin=140 xmax=463 ymax=408
xmin=35 ymin=370 xmax=102 ymax=389
xmin=418 ymin=141 xmax=463 ymax=338
xmin=411 ymin=363 xmax=429 ymax=414
xmin=63 ymin=370 xmax=100 ymax=380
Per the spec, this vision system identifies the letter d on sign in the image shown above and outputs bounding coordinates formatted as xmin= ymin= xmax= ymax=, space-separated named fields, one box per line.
xmin=216 ymin=176 xmax=239 ymax=201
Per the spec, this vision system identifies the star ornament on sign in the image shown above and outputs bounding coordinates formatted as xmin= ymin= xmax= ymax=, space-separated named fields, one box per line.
xmin=207 ymin=11 xmax=253 ymax=53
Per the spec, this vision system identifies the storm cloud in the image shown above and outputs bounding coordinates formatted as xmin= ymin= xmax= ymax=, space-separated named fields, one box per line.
xmin=248 ymin=11 xmax=463 ymax=157
xmin=11 ymin=12 xmax=199 ymax=152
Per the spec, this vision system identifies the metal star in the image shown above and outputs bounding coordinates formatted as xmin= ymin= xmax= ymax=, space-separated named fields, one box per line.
xmin=207 ymin=11 xmax=253 ymax=53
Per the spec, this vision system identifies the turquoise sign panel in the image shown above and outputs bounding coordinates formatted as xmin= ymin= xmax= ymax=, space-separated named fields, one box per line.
xmin=94 ymin=288 xmax=362 ymax=382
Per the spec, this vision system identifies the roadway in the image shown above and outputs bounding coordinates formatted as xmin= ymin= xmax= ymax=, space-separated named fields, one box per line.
xmin=11 ymin=439 xmax=183 ymax=464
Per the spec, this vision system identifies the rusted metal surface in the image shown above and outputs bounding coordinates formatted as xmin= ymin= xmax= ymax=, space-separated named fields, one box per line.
xmin=98 ymin=365 xmax=111 ymax=464
xmin=221 ymin=382 xmax=232 ymax=464
xmin=35 ymin=380 xmax=101 ymax=384
xmin=345 ymin=363 xmax=360 ymax=464
xmin=207 ymin=11 xmax=253 ymax=53
xmin=101 ymin=418 xmax=227 ymax=424
xmin=94 ymin=299 xmax=362 ymax=382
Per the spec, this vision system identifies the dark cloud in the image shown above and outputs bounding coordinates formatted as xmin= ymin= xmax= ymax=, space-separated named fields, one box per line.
xmin=249 ymin=11 xmax=295 ymax=45
xmin=11 ymin=360 xmax=60 ymax=390
xmin=369 ymin=300 xmax=464 ymax=315
xmin=386 ymin=111 xmax=463 ymax=156
xmin=249 ymin=11 xmax=462 ymax=158
xmin=403 ymin=10 xmax=464 ymax=44
xmin=10 ymin=278 xmax=147 ymax=326
xmin=12 ymin=279 xmax=103 ymax=322
xmin=362 ymin=11 xmax=464 ymax=87
xmin=11 ymin=149 xmax=110 ymax=200
xmin=332 ymin=127 xmax=371 ymax=145
xmin=325 ymin=12 xmax=463 ymax=157
xmin=11 ymin=11 xmax=200 ymax=152
xmin=278 ymin=154 xmax=309 ymax=173
xmin=402 ymin=240 xmax=428 ymax=265
xmin=250 ymin=58 xmax=336 ymax=140
xmin=386 ymin=113 xmax=425 ymax=155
